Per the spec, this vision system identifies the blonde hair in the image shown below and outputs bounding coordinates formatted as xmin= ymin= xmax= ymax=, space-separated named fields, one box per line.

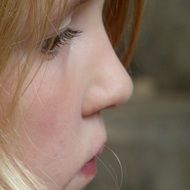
xmin=0 ymin=0 xmax=144 ymax=189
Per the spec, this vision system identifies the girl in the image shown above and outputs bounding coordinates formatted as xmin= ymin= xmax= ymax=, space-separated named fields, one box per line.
xmin=0 ymin=0 xmax=144 ymax=189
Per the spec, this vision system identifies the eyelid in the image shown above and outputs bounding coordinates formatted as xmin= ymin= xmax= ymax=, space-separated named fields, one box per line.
xmin=40 ymin=28 xmax=82 ymax=59
xmin=46 ymin=12 xmax=73 ymax=40
xmin=58 ymin=13 xmax=73 ymax=32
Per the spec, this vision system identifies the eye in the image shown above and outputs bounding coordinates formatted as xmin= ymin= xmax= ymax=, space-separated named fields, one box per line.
xmin=40 ymin=28 xmax=82 ymax=59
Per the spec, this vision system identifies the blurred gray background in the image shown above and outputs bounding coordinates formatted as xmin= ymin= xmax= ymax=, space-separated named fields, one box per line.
xmin=86 ymin=0 xmax=190 ymax=190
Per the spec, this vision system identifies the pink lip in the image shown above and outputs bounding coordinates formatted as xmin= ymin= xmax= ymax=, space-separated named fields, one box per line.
xmin=81 ymin=157 xmax=97 ymax=178
xmin=80 ymin=144 xmax=105 ymax=178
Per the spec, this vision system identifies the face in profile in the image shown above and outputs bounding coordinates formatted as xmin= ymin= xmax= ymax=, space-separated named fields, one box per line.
xmin=3 ymin=0 xmax=133 ymax=189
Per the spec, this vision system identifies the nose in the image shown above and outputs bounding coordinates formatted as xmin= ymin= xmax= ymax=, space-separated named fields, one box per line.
xmin=82 ymin=31 xmax=134 ymax=117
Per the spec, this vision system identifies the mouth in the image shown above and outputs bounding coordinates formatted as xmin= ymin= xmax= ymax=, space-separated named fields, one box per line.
xmin=80 ymin=144 xmax=105 ymax=178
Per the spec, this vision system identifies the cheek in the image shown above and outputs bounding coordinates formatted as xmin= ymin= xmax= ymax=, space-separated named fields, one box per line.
xmin=14 ymin=66 xmax=82 ymax=166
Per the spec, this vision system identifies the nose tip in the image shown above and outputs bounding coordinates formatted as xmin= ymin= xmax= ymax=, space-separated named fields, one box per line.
xmin=108 ymin=71 xmax=134 ymax=107
xmin=82 ymin=68 xmax=133 ymax=117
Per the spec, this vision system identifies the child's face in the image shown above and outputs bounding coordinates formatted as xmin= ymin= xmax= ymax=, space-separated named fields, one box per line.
xmin=7 ymin=0 xmax=133 ymax=189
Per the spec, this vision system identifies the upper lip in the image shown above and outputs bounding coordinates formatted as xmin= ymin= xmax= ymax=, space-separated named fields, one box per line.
xmin=86 ymin=142 xmax=106 ymax=163
xmin=96 ymin=144 xmax=105 ymax=157
xmin=82 ymin=113 xmax=107 ymax=164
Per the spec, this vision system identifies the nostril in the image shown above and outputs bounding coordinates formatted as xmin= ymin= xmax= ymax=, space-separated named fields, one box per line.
xmin=97 ymin=104 xmax=118 ymax=115
xmin=82 ymin=104 xmax=117 ymax=117
xmin=102 ymin=104 xmax=117 ymax=111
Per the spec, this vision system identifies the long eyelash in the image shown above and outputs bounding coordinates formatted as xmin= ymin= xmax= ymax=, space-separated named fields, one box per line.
xmin=58 ymin=28 xmax=82 ymax=46
xmin=41 ymin=28 xmax=82 ymax=58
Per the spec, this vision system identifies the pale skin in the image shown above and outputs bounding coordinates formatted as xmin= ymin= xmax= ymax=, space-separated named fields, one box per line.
xmin=3 ymin=0 xmax=133 ymax=189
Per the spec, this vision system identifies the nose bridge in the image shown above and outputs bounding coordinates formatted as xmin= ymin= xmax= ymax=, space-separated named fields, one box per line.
xmin=100 ymin=45 xmax=134 ymax=105
xmin=82 ymin=33 xmax=134 ymax=117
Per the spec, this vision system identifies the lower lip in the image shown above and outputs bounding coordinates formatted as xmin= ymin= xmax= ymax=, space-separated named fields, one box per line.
xmin=80 ymin=157 xmax=97 ymax=178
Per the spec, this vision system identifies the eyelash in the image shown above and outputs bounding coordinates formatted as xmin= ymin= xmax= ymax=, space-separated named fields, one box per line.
xmin=40 ymin=28 xmax=82 ymax=59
